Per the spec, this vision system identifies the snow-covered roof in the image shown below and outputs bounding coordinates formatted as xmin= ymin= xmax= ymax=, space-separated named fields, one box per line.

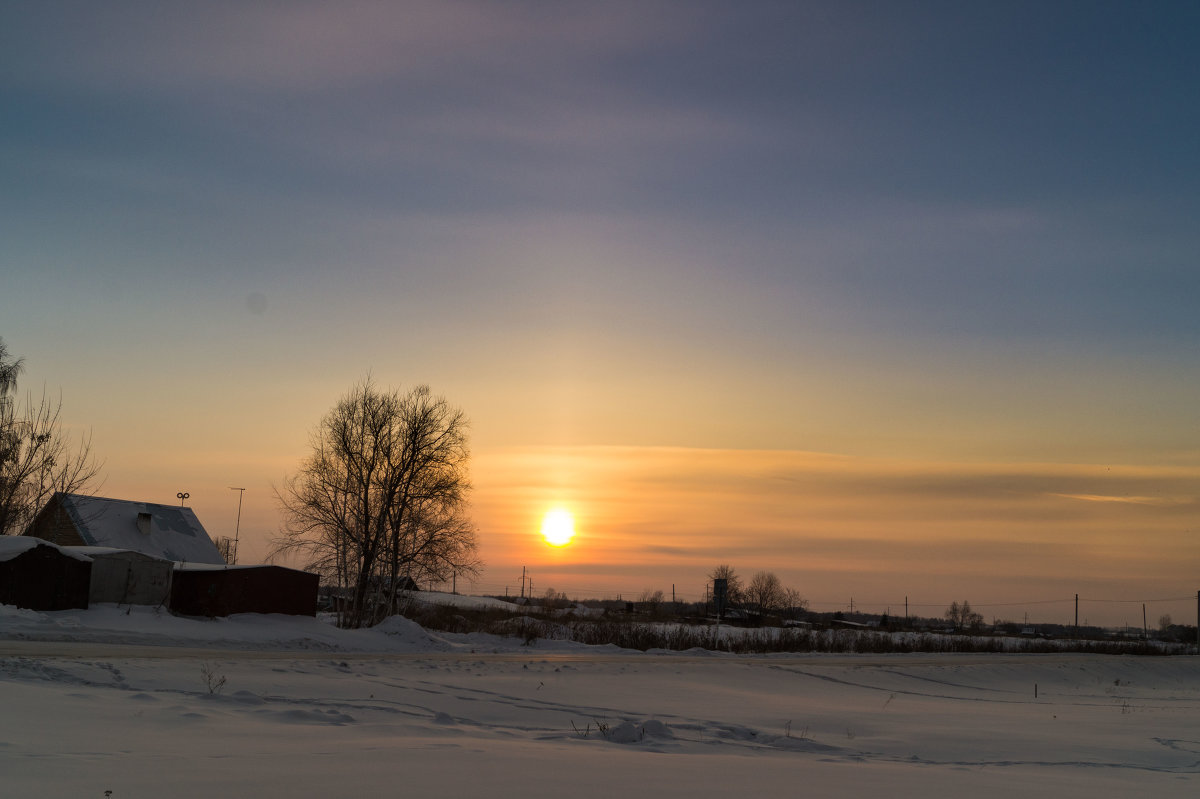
xmin=49 ymin=494 xmax=225 ymax=565
xmin=0 ymin=536 xmax=93 ymax=563
xmin=65 ymin=545 xmax=172 ymax=562
xmin=173 ymin=562 xmax=310 ymax=575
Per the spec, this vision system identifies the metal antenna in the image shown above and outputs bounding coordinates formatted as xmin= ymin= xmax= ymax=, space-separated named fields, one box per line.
xmin=176 ymin=492 xmax=189 ymax=506
xmin=229 ymin=487 xmax=245 ymax=565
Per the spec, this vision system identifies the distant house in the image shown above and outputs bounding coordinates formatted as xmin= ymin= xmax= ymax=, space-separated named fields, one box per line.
xmin=23 ymin=493 xmax=226 ymax=565
xmin=0 ymin=537 xmax=92 ymax=611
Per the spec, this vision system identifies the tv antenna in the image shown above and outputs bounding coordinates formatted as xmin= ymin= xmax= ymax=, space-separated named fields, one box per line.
xmin=229 ymin=487 xmax=245 ymax=565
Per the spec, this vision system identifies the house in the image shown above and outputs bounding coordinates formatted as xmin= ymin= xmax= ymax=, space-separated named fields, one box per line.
xmin=0 ymin=537 xmax=92 ymax=610
xmin=23 ymin=493 xmax=226 ymax=565
xmin=65 ymin=546 xmax=173 ymax=606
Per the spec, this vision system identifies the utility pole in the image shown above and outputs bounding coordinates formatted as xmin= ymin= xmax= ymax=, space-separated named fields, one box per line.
xmin=1074 ymin=593 xmax=1078 ymax=638
xmin=229 ymin=487 xmax=245 ymax=566
xmin=520 ymin=566 xmax=527 ymax=599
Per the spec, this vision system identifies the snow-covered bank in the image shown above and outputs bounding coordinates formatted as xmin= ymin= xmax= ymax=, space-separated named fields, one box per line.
xmin=2 ymin=604 xmax=1198 ymax=798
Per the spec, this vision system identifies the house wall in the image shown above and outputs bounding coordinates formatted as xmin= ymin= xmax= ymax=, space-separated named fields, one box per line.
xmin=0 ymin=545 xmax=91 ymax=610
xmin=22 ymin=498 xmax=86 ymax=547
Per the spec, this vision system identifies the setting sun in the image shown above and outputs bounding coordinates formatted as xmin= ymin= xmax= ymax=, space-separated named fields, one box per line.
xmin=540 ymin=508 xmax=576 ymax=547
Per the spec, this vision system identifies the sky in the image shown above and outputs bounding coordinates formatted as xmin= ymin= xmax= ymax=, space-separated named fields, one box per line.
xmin=3 ymin=1 xmax=1199 ymax=627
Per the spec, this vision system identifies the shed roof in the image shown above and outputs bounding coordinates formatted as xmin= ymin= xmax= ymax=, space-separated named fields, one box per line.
xmin=0 ymin=536 xmax=92 ymax=563
xmin=66 ymin=545 xmax=173 ymax=563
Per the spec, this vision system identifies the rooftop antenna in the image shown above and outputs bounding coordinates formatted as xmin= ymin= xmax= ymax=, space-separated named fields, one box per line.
xmin=176 ymin=492 xmax=189 ymax=506
xmin=229 ymin=487 xmax=245 ymax=565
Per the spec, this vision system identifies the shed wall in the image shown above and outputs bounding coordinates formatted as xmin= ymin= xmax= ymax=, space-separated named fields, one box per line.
xmin=170 ymin=567 xmax=318 ymax=617
xmin=85 ymin=552 xmax=173 ymax=605
xmin=0 ymin=546 xmax=91 ymax=610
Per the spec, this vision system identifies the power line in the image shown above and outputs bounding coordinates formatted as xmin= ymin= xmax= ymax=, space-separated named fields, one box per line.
xmin=1078 ymin=595 xmax=1194 ymax=603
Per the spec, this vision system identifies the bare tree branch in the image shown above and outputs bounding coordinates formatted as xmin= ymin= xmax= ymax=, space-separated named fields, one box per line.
xmin=1 ymin=338 xmax=102 ymax=536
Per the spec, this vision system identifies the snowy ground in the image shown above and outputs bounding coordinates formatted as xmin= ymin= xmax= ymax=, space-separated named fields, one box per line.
xmin=2 ymin=603 xmax=1198 ymax=798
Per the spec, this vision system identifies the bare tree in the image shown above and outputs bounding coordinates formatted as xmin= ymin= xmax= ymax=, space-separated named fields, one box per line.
xmin=541 ymin=588 xmax=571 ymax=610
xmin=744 ymin=571 xmax=787 ymax=615
xmin=945 ymin=600 xmax=984 ymax=632
xmin=0 ymin=339 xmax=21 ymax=397
xmin=783 ymin=587 xmax=808 ymax=619
xmin=273 ymin=379 xmax=480 ymax=627
xmin=709 ymin=564 xmax=744 ymax=605
xmin=0 ymin=338 xmax=101 ymax=536
xmin=639 ymin=588 xmax=666 ymax=617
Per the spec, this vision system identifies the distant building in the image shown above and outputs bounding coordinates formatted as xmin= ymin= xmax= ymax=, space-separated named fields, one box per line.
xmin=23 ymin=493 xmax=226 ymax=565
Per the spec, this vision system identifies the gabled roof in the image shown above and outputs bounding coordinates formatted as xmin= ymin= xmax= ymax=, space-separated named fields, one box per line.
xmin=34 ymin=493 xmax=226 ymax=565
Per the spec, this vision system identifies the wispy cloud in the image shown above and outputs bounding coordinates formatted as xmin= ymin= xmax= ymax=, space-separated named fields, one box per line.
xmin=1048 ymin=493 xmax=1186 ymax=506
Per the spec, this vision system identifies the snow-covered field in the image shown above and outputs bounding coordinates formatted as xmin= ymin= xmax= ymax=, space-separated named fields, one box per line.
xmin=2 ymin=603 xmax=1198 ymax=798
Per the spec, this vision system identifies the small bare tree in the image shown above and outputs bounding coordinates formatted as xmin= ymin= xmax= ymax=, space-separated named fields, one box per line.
xmin=945 ymin=600 xmax=984 ymax=632
xmin=744 ymin=571 xmax=788 ymax=617
xmin=273 ymin=378 xmax=480 ymax=628
xmin=783 ymin=587 xmax=808 ymax=619
xmin=0 ymin=338 xmax=101 ymax=536
xmin=639 ymin=588 xmax=666 ymax=617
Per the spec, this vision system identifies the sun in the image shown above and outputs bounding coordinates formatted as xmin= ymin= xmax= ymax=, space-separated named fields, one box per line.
xmin=540 ymin=508 xmax=576 ymax=547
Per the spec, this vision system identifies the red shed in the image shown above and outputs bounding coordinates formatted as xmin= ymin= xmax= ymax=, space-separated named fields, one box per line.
xmin=169 ymin=564 xmax=319 ymax=617
xmin=0 ymin=537 xmax=92 ymax=611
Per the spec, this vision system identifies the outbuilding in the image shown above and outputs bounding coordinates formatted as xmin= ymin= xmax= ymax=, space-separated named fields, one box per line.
xmin=170 ymin=564 xmax=319 ymax=617
xmin=65 ymin=546 xmax=174 ymax=606
xmin=0 ymin=537 xmax=92 ymax=611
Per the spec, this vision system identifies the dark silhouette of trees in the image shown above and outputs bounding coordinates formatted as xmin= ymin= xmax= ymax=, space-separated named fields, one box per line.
xmin=710 ymin=564 xmax=807 ymax=621
xmin=783 ymin=586 xmax=809 ymax=619
xmin=0 ymin=337 xmax=101 ymax=536
xmin=744 ymin=571 xmax=787 ymax=614
xmin=709 ymin=564 xmax=744 ymax=605
xmin=945 ymin=600 xmax=984 ymax=631
xmin=274 ymin=378 xmax=480 ymax=627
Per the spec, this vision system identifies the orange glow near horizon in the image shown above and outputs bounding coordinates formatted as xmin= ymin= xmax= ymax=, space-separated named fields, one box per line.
xmin=460 ymin=444 xmax=1200 ymax=624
